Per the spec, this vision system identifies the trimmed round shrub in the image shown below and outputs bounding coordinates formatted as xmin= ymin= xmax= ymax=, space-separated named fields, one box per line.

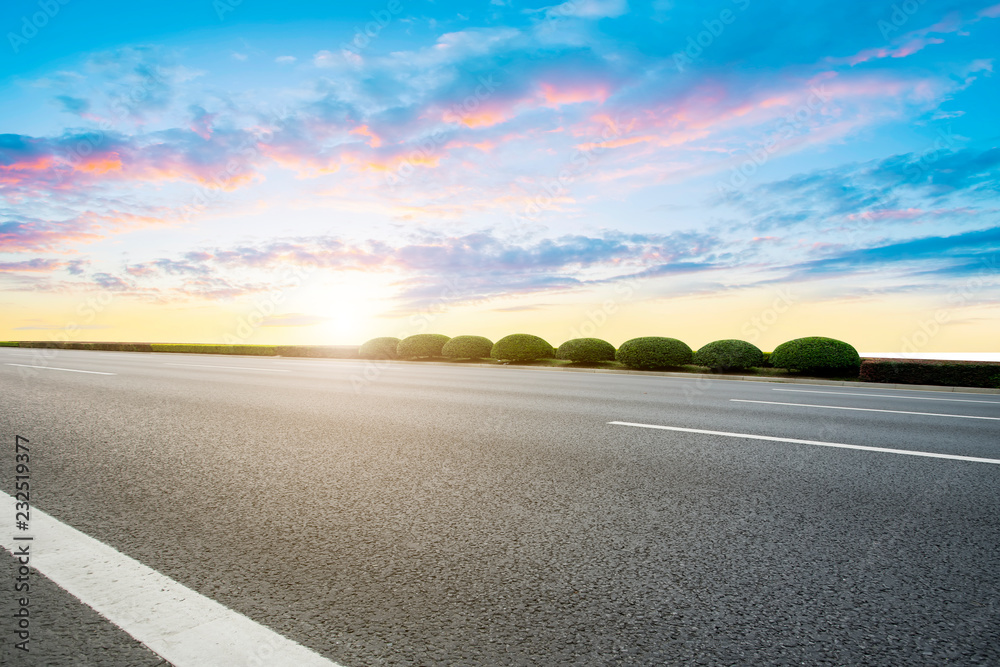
xmin=359 ymin=337 xmax=401 ymax=360
xmin=694 ymin=339 xmax=764 ymax=371
xmin=491 ymin=334 xmax=555 ymax=362
xmin=769 ymin=336 xmax=861 ymax=374
xmin=397 ymin=333 xmax=450 ymax=359
xmin=442 ymin=335 xmax=494 ymax=359
xmin=556 ymin=338 xmax=616 ymax=363
xmin=615 ymin=337 xmax=693 ymax=369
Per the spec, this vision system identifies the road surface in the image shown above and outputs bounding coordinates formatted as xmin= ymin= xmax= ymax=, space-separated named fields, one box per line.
xmin=1 ymin=348 xmax=998 ymax=666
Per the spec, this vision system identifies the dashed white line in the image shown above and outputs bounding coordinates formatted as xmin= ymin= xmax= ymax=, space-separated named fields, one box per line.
xmin=608 ymin=422 xmax=1000 ymax=464
xmin=0 ymin=493 xmax=342 ymax=667
xmin=731 ymin=399 xmax=1000 ymax=421
xmin=4 ymin=363 xmax=116 ymax=375
xmin=164 ymin=363 xmax=290 ymax=372
xmin=771 ymin=388 xmax=1000 ymax=405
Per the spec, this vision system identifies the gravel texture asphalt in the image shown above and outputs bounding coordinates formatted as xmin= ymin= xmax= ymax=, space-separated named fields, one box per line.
xmin=1 ymin=348 xmax=999 ymax=666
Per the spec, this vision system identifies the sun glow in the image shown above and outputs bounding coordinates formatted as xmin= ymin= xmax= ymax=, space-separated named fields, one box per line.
xmin=284 ymin=275 xmax=396 ymax=344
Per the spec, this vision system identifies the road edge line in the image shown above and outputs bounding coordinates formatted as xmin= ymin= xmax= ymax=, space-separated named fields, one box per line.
xmin=1 ymin=493 xmax=342 ymax=667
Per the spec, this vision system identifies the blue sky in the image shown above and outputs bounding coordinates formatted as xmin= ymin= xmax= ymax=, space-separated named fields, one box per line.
xmin=1 ymin=0 xmax=998 ymax=350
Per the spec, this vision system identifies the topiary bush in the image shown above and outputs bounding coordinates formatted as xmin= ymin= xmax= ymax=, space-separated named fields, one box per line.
xmin=615 ymin=337 xmax=693 ymax=369
xmin=359 ymin=337 xmax=401 ymax=360
xmin=555 ymin=338 xmax=616 ymax=363
xmin=442 ymin=335 xmax=494 ymax=359
xmin=491 ymin=334 xmax=555 ymax=362
xmin=397 ymin=333 xmax=451 ymax=359
xmin=769 ymin=337 xmax=861 ymax=375
xmin=694 ymin=339 xmax=764 ymax=371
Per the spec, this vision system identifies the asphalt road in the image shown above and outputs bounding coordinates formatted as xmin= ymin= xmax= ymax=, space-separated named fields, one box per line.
xmin=1 ymin=348 xmax=999 ymax=666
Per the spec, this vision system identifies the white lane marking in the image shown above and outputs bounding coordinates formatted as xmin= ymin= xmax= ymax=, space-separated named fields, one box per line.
xmin=164 ymin=363 xmax=290 ymax=372
xmin=772 ymin=388 xmax=1000 ymax=405
xmin=1 ymin=493 xmax=342 ymax=667
xmin=4 ymin=363 xmax=116 ymax=376
xmin=607 ymin=422 xmax=1000 ymax=465
xmin=731 ymin=399 xmax=1000 ymax=421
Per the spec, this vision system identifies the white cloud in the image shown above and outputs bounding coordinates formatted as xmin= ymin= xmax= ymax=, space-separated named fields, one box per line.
xmin=313 ymin=50 xmax=336 ymax=67
xmin=546 ymin=0 xmax=628 ymax=20
xmin=275 ymin=55 xmax=297 ymax=64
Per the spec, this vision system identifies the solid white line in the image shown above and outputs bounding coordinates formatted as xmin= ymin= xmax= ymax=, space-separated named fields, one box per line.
xmin=731 ymin=399 xmax=1000 ymax=421
xmin=164 ymin=363 xmax=290 ymax=372
xmin=772 ymin=388 xmax=1000 ymax=405
xmin=607 ymin=422 xmax=1000 ymax=465
xmin=4 ymin=363 xmax=116 ymax=375
xmin=0 ymin=493 xmax=342 ymax=667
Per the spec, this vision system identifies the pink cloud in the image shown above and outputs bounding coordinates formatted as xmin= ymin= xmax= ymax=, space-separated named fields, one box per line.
xmin=980 ymin=3 xmax=1000 ymax=18
xmin=919 ymin=12 xmax=968 ymax=35
xmin=125 ymin=265 xmax=158 ymax=277
xmin=0 ymin=155 xmax=57 ymax=185
xmin=537 ymin=82 xmax=609 ymax=109
xmin=189 ymin=107 xmax=217 ymax=140
xmin=893 ymin=37 xmax=946 ymax=58
xmin=575 ymin=135 xmax=656 ymax=152
xmin=443 ymin=105 xmax=518 ymax=128
xmin=842 ymin=36 xmax=945 ymax=66
xmin=0 ymin=203 xmax=181 ymax=256
xmin=0 ymin=130 xmax=269 ymax=195
xmin=443 ymin=139 xmax=497 ymax=153
xmin=350 ymin=125 xmax=383 ymax=148
xmin=0 ymin=258 xmax=71 ymax=272
xmin=391 ymin=204 xmax=468 ymax=220
xmin=834 ymin=7 xmax=997 ymax=66
xmin=846 ymin=207 xmax=979 ymax=223
xmin=438 ymin=77 xmax=616 ymax=130
xmin=847 ymin=208 xmax=925 ymax=222
xmin=352 ymin=149 xmax=442 ymax=174
xmin=0 ymin=219 xmax=103 ymax=253
xmin=259 ymin=143 xmax=341 ymax=177
xmin=75 ymin=153 xmax=124 ymax=175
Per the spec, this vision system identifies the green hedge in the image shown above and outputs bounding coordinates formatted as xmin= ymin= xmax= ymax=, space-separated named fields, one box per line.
xmin=15 ymin=337 xmax=994 ymax=389
xmin=14 ymin=341 xmax=362 ymax=358
xmin=555 ymin=338 xmax=616 ymax=363
xmin=615 ymin=337 xmax=692 ymax=369
xmin=19 ymin=342 xmax=281 ymax=355
xmin=397 ymin=334 xmax=450 ymax=359
xmin=19 ymin=341 xmax=155 ymax=352
xmin=274 ymin=345 xmax=359 ymax=358
xmin=694 ymin=339 xmax=764 ymax=371
xmin=359 ymin=337 xmax=401 ymax=360
xmin=151 ymin=344 xmax=277 ymax=355
xmin=442 ymin=335 xmax=494 ymax=359
xmin=860 ymin=358 xmax=1000 ymax=389
xmin=491 ymin=334 xmax=555 ymax=362
xmin=770 ymin=337 xmax=860 ymax=375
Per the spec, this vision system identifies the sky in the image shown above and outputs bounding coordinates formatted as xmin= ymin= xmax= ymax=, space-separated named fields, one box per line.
xmin=0 ymin=0 xmax=998 ymax=352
